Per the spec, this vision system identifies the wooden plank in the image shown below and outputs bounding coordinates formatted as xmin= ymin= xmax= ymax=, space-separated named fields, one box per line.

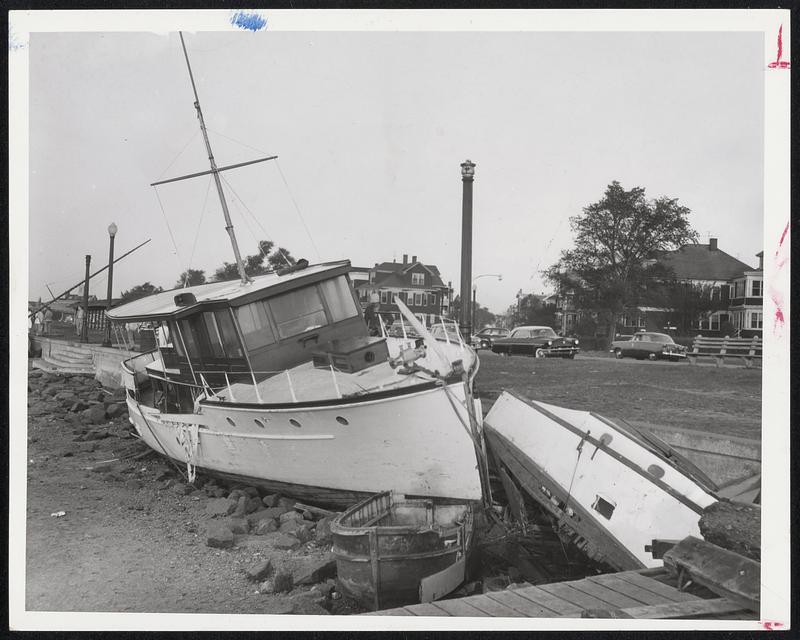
xmin=614 ymin=571 xmax=700 ymax=602
xmin=620 ymin=597 xmax=751 ymax=619
xmin=429 ymin=598 xmax=490 ymax=617
xmin=485 ymin=590 xmax=561 ymax=617
xmin=564 ymin=578 xmax=647 ymax=608
xmin=419 ymin=557 xmax=466 ymax=603
xmin=405 ymin=602 xmax=451 ymax=616
xmin=587 ymin=575 xmax=669 ymax=606
xmin=512 ymin=585 xmax=584 ymax=616
xmin=662 ymin=536 xmax=760 ymax=611
xmin=458 ymin=594 xmax=525 ymax=617
xmin=536 ymin=582 xmax=617 ymax=610
xmin=497 ymin=465 xmax=528 ymax=531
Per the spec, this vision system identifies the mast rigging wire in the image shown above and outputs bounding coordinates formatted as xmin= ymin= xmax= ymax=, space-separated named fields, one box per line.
xmin=152 ymin=186 xmax=185 ymax=271
xmin=184 ymin=175 xmax=215 ymax=285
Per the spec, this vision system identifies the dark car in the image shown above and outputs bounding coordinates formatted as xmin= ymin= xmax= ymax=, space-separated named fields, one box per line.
xmin=610 ymin=332 xmax=687 ymax=361
xmin=472 ymin=327 xmax=510 ymax=350
xmin=491 ymin=325 xmax=579 ymax=358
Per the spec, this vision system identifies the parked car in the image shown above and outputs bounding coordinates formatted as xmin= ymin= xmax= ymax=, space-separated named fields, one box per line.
xmin=491 ymin=326 xmax=579 ymax=358
xmin=472 ymin=327 xmax=510 ymax=350
xmin=610 ymin=332 xmax=687 ymax=361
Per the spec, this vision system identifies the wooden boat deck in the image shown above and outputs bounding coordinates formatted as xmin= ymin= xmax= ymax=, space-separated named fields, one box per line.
xmin=363 ymin=568 xmax=759 ymax=619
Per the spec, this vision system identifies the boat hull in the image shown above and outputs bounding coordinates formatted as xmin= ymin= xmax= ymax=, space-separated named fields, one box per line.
xmin=484 ymin=391 xmax=718 ymax=570
xmin=127 ymin=381 xmax=483 ymax=508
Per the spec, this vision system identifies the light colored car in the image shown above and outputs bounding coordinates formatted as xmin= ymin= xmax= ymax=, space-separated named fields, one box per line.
xmin=610 ymin=332 xmax=687 ymax=361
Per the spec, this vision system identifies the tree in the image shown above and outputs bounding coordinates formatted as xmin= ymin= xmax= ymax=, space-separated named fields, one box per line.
xmin=176 ymin=269 xmax=206 ymax=288
xmin=120 ymin=282 xmax=164 ymax=303
xmin=515 ymin=294 xmax=557 ymax=329
xmin=544 ymin=181 xmax=697 ymax=341
xmin=267 ymin=247 xmax=296 ymax=269
xmin=212 ymin=239 xmax=298 ymax=281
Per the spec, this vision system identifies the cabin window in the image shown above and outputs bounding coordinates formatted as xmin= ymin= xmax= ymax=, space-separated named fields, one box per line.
xmin=214 ymin=310 xmax=245 ymax=359
xmin=179 ymin=317 xmax=205 ymax=359
xmin=169 ymin=321 xmax=185 ymax=357
xmin=319 ymin=276 xmax=360 ymax=322
xmin=235 ymin=301 xmax=276 ymax=350
xmin=201 ymin=312 xmax=225 ymax=358
xmin=269 ymin=285 xmax=327 ymax=339
xmin=592 ymin=495 xmax=616 ymax=520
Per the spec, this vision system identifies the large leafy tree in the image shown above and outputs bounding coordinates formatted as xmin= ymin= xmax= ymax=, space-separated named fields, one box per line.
xmin=120 ymin=282 xmax=164 ymax=303
xmin=213 ymin=240 xmax=280 ymax=281
xmin=544 ymin=181 xmax=697 ymax=341
xmin=176 ymin=269 xmax=207 ymax=288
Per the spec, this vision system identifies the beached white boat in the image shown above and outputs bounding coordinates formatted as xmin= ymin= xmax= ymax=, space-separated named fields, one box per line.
xmin=484 ymin=391 xmax=719 ymax=570
xmin=107 ymin=33 xmax=486 ymax=508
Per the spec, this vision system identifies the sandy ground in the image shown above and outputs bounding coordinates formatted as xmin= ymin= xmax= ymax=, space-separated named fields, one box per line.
xmin=22 ymin=352 xmax=761 ymax=616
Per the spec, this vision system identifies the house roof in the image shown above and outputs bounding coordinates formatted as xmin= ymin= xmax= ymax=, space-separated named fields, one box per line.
xmin=370 ymin=261 xmax=445 ymax=288
xmin=657 ymin=243 xmax=754 ymax=281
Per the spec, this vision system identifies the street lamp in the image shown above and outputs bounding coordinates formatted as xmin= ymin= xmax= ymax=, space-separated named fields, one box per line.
xmin=102 ymin=222 xmax=118 ymax=347
xmin=472 ymin=273 xmax=502 ymax=334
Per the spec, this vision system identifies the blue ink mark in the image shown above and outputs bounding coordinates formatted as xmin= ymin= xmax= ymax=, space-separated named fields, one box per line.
xmin=8 ymin=27 xmax=28 ymax=52
xmin=230 ymin=10 xmax=268 ymax=32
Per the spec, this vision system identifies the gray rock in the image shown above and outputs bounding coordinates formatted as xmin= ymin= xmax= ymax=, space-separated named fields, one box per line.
xmin=272 ymin=570 xmax=294 ymax=592
xmin=279 ymin=519 xmax=304 ymax=535
xmin=245 ymin=558 xmax=273 ymax=581
xmin=261 ymin=532 xmax=301 ymax=550
xmin=206 ymin=497 xmax=238 ymax=517
xmin=315 ymin=516 xmax=333 ymax=543
xmin=171 ymin=482 xmax=193 ymax=495
xmin=78 ymin=442 xmax=97 ymax=453
xmin=83 ymin=428 xmax=109 ymax=441
xmin=289 ymin=592 xmax=330 ymax=615
xmin=278 ymin=497 xmax=296 ymax=508
xmin=247 ymin=506 xmax=292 ymax=525
xmin=81 ymin=405 xmax=107 ymax=425
xmin=69 ymin=402 xmax=88 ymax=413
xmin=279 ymin=510 xmax=304 ymax=524
xmin=226 ymin=517 xmax=250 ymax=534
xmin=211 ymin=487 xmax=228 ymax=498
xmin=227 ymin=489 xmax=246 ymax=502
xmin=106 ymin=403 xmax=126 ymax=419
xmin=254 ymin=518 xmax=278 ymax=535
xmin=242 ymin=486 xmax=260 ymax=498
xmin=245 ymin=496 xmax=262 ymax=514
xmin=294 ymin=553 xmax=337 ymax=585
xmin=206 ymin=521 xmax=235 ymax=549
xmin=262 ymin=493 xmax=281 ymax=507
xmin=232 ymin=495 xmax=248 ymax=518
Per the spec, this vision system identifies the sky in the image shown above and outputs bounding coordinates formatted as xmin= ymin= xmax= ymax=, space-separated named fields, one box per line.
xmin=27 ymin=28 xmax=764 ymax=314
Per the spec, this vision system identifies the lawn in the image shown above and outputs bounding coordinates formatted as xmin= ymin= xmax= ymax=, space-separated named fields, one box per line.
xmin=474 ymin=351 xmax=761 ymax=441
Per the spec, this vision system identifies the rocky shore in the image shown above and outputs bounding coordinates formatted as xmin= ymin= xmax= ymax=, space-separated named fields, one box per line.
xmin=25 ymin=369 xmax=361 ymax=615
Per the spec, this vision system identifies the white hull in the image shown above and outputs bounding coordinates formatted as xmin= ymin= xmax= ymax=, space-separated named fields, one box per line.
xmin=484 ymin=391 xmax=718 ymax=569
xmin=128 ymin=381 xmax=483 ymax=507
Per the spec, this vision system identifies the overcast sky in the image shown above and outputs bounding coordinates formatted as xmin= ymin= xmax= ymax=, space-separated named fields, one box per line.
xmin=28 ymin=29 xmax=764 ymax=313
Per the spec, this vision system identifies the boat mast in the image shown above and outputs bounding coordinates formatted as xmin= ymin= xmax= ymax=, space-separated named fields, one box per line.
xmin=178 ymin=31 xmax=251 ymax=285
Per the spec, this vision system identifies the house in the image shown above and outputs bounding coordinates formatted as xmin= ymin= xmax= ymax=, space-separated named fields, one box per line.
xmin=354 ymin=254 xmax=452 ymax=326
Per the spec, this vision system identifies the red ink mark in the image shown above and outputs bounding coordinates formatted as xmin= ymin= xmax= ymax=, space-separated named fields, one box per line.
xmin=775 ymin=220 xmax=790 ymax=257
xmin=768 ymin=25 xmax=790 ymax=69
xmin=771 ymin=219 xmax=790 ymax=335
xmin=762 ymin=621 xmax=784 ymax=630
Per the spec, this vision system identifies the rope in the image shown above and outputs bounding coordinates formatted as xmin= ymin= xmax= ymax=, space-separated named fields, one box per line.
xmin=184 ymin=175 xmax=215 ymax=285
xmin=154 ymin=127 xmax=200 ymax=181
xmin=152 ymin=186 xmax=185 ymax=270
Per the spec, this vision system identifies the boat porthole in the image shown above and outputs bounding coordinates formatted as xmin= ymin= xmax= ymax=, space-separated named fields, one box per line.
xmin=336 ymin=416 xmax=349 ymax=426
xmin=289 ymin=418 xmax=301 ymax=428
xmin=226 ymin=417 xmax=236 ymax=427
xmin=647 ymin=464 xmax=665 ymax=479
xmin=254 ymin=419 xmax=266 ymax=429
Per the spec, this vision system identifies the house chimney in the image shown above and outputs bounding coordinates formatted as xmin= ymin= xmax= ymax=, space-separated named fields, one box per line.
xmin=709 ymin=238 xmax=718 ymax=251
xmin=412 ymin=255 xmax=417 ymax=264
xmin=757 ymin=250 xmax=764 ymax=270
xmin=402 ymin=254 xmax=408 ymax=265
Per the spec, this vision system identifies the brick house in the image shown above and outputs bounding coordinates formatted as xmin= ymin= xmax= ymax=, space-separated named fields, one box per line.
xmin=354 ymin=254 xmax=451 ymax=326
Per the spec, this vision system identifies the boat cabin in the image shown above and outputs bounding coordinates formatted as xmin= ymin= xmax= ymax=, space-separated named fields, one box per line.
xmin=108 ymin=260 xmax=383 ymax=410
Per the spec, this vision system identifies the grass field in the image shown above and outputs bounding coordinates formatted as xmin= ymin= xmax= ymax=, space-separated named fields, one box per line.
xmin=474 ymin=351 xmax=761 ymax=441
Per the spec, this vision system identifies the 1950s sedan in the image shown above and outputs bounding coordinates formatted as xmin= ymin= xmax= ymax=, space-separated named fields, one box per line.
xmin=610 ymin=332 xmax=687 ymax=361
xmin=491 ymin=326 xmax=579 ymax=358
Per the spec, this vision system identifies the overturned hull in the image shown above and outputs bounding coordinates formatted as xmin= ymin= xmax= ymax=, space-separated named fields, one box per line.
xmin=331 ymin=491 xmax=474 ymax=610
xmin=484 ymin=391 xmax=719 ymax=570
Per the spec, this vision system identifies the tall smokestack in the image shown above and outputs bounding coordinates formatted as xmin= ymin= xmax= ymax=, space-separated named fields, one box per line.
xmin=709 ymin=237 xmax=718 ymax=251
xmin=459 ymin=159 xmax=475 ymax=339
xmin=402 ymin=254 xmax=408 ymax=265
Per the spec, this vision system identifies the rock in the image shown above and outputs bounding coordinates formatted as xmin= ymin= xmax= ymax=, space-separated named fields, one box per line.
xmin=61 ymin=449 xmax=74 ymax=457
xmin=254 ymin=518 xmax=278 ymax=535
xmin=289 ymin=593 xmax=330 ymax=615
xmin=315 ymin=517 xmax=333 ymax=543
xmin=272 ymin=570 xmax=294 ymax=593
xmin=81 ymin=405 xmax=107 ymax=425
xmin=211 ymin=487 xmax=228 ymax=498
xmin=294 ymin=553 xmax=337 ymax=585
xmin=171 ymin=482 xmax=193 ymax=496
xmin=699 ymin=501 xmax=761 ymax=561
xmin=279 ymin=510 xmax=304 ymax=524
xmin=301 ymin=510 xmax=315 ymax=521
xmin=78 ymin=442 xmax=97 ymax=453
xmin=69 ymin=402 xmax=88 ymax=413
xmin=232 ymin=495 xmax=248 ymax=518
xmin=312 ymin=579 xmax=336 ymax=598
xmin=226 ymin=517 xmax=250 ymax=534
xmin=279 ymin=519 xmax=303 ymax=535
xmin=247 ymin=506 xmax=292 ymax=526
xmin=242 ymin=486 xmax=260 ymax=497
xmin=262 ymin=493 xmax=281 ymax=507
xmin=206 ymin=521 xmax=235 ymax=549
xmin=228 ymin=489 xmax=246 ymax=502
xmin=245 ymin=496 xmax=262 ymax=514
xmin=245 ymin=558 xmax=273 ymax=581
xmin=106 ymin=403 xmax=126 ymax=419
xmin=261 ymin=532 xmax=301 ymax=550
xmin=206 ymin=497 xmax=238 ymax=517
xmin=278 ymin=497 xmax=296 ymax=508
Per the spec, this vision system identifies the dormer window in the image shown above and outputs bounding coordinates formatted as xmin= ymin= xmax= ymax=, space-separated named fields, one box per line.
xmin=751 ymin=280 xmax=762 ymax=297
xmin=411 ymin=273 xmax=424 ymax=286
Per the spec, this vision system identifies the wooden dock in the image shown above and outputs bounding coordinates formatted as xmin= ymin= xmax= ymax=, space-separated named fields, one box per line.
xmin=363 ymin=568 xmax=759 ymax=619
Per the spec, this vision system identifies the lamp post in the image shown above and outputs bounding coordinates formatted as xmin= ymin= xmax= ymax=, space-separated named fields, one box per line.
xmin=472 ymin=274 xmax=503 ymax=333
xmin=80 ymin=255 xmax=91 ymax=343
xmin=102 ymin=222 xmax=118 ymax=347
xmin=459 ymin=159 xmax=475 ymax=339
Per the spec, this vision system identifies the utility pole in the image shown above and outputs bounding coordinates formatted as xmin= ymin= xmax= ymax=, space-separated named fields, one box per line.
xmin=81 ymin=255 xmax=91 ymax=343
xmin=459 ymin=159 xmax=475 ymax=340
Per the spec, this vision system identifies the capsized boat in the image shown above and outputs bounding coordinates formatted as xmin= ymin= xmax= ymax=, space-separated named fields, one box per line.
xmin=331 ymin=490 xmax=474 ymax=610
xmin=107 ymin=33 xmax=487 ymax=508
xmin=484 ymin=391 xmax=719 ymax=570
